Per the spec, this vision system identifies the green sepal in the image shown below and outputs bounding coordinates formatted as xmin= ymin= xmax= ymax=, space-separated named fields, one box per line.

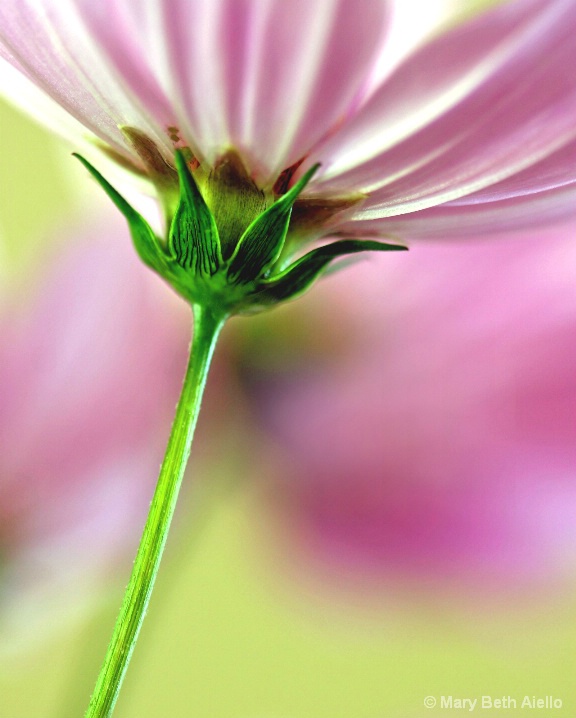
xmin=73 ymin=153 xmax=168 ymax=273
xmin=250 ymin=239 xmax=407 ymax=304
xmin=227 ymin=164 xmax=319 ymax=284
xmin=169 ymin=150 xmax=223 ymax=275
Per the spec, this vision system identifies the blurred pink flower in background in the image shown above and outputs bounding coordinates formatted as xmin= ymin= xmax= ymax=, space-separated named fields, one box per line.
xmin=3 ymin=213 xmax=573 ymax=628
xmin=241 ymin=223 xmax=576 ymax=589
xmin=1 ymin=0 xmax=576 ymax=239
xmin=0 ymin=218 xmax=188 ymax=645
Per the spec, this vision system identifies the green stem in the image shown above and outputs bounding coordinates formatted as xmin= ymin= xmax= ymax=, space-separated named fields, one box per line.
xmin=85 ymin=304 xmax=227 ymax=718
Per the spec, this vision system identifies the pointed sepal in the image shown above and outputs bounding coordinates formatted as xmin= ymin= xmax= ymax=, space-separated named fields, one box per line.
xmin=169 ymin=150 xmax=222 ymax=275
xmin=73 ymin=153 xmax=168 ymax=273
xmin=250 ymin=239 xmax=407 ymax=305
xmin=227 ymin=164 xmax=319 ymax=285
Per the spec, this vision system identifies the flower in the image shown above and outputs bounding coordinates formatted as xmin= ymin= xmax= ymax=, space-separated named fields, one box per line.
xmin=1 ymin=0 xmax=576 ymax=249
xmin=237 ymin=221 xmax=576 ymax=590
xmin=0 ymin=215 xmax=188 ymax=647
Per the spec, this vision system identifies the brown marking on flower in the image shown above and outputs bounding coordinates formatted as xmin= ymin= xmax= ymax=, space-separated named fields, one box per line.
xmin=167 ymin=125 xmax=180 ymax=143
xmin=185 ymin=152 xmax=201 ymax=172
xmin=273 ymin=156 xmax=308 ymax=196
xmin=166 ymin=124 xmax=193 ymax=155
xmin=210 ymin=150 xmax=259 ymax=188
xmin=121 ymin=126 xmax=178 ymax=187
xmin=164 ymin=127 xmax=200 ymax=171
xmin=290 ymin=195 xmax=365 ymax=237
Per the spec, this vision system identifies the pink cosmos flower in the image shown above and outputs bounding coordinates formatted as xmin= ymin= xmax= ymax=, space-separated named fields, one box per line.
xmin=241 ymin=222 xmax=576 ymax=589
xmin=1 ymin=0 xmax=576 ymax=240
xmin=0 ymin=216 xmax=188 ymax=645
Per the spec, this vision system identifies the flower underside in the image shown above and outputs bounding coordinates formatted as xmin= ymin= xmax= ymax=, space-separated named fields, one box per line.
xmin=76 ymin=146 xmax=406 ymax=316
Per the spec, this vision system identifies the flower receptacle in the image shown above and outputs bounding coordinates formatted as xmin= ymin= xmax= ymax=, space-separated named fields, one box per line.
xmin=75 ymin=151 xmax=407 ymax=317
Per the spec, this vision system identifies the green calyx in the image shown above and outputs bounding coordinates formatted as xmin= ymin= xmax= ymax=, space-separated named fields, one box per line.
xmin=74 ymin=150 xmax=407 ymax=316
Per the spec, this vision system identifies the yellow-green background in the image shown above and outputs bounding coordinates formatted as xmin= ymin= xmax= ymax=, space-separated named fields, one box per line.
xmin=1 ymin=99 xmax=575 ymax=718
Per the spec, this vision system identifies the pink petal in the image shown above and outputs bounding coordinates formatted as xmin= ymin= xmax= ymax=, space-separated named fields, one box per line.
xmin=149 ymin=0 xmax=390 ymax=182
xmin=0 ymin=0 xmax=174 ymax=162
xmin=2 ymin=0 xmax=576 ymax=234
xmin=312 ymin=0 xmax=576 ymax=224
xmin=335 ymin=182 xmax=576 ymax=239
xmin=0 ymin=0 xmax=391 ymax=182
